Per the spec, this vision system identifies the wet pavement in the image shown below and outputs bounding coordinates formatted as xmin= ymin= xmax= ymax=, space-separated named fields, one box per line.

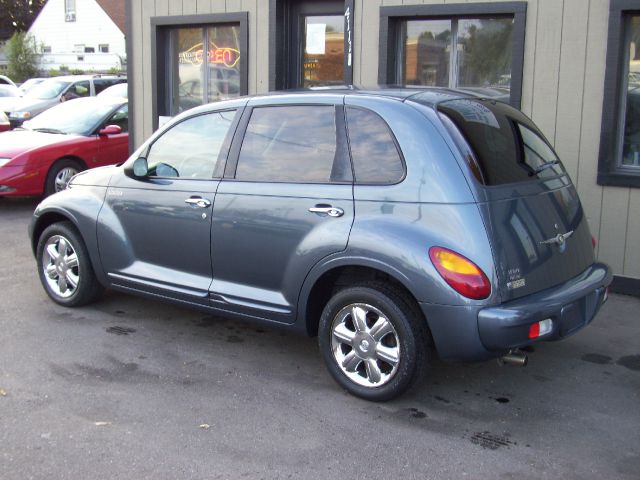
xmin=1 ymin=197 xmax=639 ymax=479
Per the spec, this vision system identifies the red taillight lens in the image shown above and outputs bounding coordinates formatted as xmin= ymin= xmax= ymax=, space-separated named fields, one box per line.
xmin=528 ymin=322 xmax=540 ymax=339
xmin=428 ymin=247 xmax=491 ymax=300
xmin=592 ymin=236 xmax=597 ymax=249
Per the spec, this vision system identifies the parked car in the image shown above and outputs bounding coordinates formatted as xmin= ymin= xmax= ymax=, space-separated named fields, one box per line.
xmin=28 ymin=88 xmax=611 ymax=401
xmin=8 ymin=74 xmax=126 ymax=128
xmin=0 ymin=96 xmax=128 ymax=197
xmin=18 ymin=77 xmax=46 ymax=96
xmin=0 ymin=75 xmax=16 ymax=87
xmin=97 ymin=82 xmax=127 ymax=98
xmin=0 ymin=84 xmax=22 ymax=119
xmin=0 ymin=111 xmax=10 ymax=133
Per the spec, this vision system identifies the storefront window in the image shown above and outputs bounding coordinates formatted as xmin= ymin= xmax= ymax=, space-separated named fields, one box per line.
xmin=620 ymin=15 xmax=640 ymax=168
xmin=598 ymin=1 xmax=640 ymax=187
xmin=379 ymin=3 xmax=526 ymax=108
xmin=171 ymin=24 xmax=241 ymax=115
xmin=402 ymin=17 xmax=513 ymax=97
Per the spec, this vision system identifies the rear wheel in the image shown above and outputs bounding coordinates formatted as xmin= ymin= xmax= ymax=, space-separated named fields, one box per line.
xmin=36 ymin=221 xmax=103 ymax=307
xmin=318 ymin=282 xmax=430 ymax=401
xmin=44 ymin=158 xmax=83 ymax=196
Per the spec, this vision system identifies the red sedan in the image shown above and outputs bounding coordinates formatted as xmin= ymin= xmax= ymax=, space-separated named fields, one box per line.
xmin=0 ymin=96 xmax=128 ymax=197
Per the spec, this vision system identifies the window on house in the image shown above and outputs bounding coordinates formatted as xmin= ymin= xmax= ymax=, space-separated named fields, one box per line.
xmin=598 ymin=1 xmax=640 ymax=187
xmin=84 ymin=47 xmax=95 ymax=53
xmin=99 ymin=44 xmax=109 ymax=53
xmin=379 ymin=2 xmax=526 ymax=108
xmin=42 ymin=46 xmax=51 ymax=53
xmin=65 ymin=0 xmax=76 ymax=22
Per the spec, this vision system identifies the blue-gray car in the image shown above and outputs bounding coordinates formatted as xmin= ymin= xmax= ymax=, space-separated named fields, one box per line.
xmin=29 ymin=88 xmax=612 ymax=401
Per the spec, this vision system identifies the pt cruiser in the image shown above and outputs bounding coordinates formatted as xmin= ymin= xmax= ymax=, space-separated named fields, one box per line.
xmin=29 ymin=88 xmax=612 ymax=401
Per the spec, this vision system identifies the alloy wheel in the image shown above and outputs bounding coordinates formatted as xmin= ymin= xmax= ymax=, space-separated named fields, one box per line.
xmin=330 ymin=303 xmax=401 ymax=387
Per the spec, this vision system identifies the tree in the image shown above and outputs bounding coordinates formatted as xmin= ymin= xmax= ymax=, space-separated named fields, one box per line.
xmin=0 ymin=0 xmax=47 ymax=38
xmin=7 ymin=32 xmax=40 ymax=82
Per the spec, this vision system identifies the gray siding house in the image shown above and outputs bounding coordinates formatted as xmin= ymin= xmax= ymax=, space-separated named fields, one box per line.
xmin=126 ymin=0 xmax=640 ymax=293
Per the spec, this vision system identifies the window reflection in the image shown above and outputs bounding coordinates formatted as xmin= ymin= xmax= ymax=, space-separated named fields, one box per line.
xmin=236 ymin=106 xmax=337 ymax=182
xmin=303 ymin=15 xmax=345 ymax=87
xmin=172 ymin=25 xmax=241 ymax=115
xmin=402 ymin=17 xmax=513 ymax=101
xmin=622 ymin=15 xmax=640 ymax=168
xmin=147 ymin=111 xmax=236 ymax=179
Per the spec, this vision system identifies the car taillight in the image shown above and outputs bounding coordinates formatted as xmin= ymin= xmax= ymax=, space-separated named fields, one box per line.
xmin=592 ymin=236 xmax=597 ymax=249
xmin=428 ymin=247 xmax=491 ymax=300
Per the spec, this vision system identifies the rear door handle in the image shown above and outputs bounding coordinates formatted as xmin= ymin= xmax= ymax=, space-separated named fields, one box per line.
xmin=185 ymin=197 xmax=211 ymax=208
xmin=308 ymin=205 xmax=344 ymax=217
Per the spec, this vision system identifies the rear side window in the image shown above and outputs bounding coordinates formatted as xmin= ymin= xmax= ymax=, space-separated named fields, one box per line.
xmin=345 ymin=107 xmax=404 ymax=184
xmin=235 ymin=106 xmax=339 ymax=183
xmin=437 ymin=99 xmax=565 ymax=185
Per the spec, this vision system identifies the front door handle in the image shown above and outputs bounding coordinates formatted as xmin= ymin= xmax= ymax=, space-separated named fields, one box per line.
xmin=308 ymin=205 xmax=344 ymax=217
xmin=185 ymin=197 xmax=211 ymax=208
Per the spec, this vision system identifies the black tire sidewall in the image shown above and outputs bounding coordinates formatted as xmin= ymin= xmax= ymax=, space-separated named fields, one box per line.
xmin=44 ymin=159 xmax=82 ymax=197
xmin=36 ymin=222 xmax=98 ymax=307
xmin=319 ymin=285 xmax=423 ymax=402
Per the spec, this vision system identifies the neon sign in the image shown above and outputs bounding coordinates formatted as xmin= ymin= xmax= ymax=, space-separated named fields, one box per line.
xmin=179 ymin=42 xmax=240 ymax=68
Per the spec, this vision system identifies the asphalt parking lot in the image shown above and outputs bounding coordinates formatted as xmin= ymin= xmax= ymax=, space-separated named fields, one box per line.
xmin=1 ymin=197 xmax=639 ymax=480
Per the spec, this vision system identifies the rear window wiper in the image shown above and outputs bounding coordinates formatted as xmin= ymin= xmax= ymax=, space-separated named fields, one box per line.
xmin=32 ymin=127 xmax=66 ymax=134
xmin=529 ymin=159 xmax=560 ymax=176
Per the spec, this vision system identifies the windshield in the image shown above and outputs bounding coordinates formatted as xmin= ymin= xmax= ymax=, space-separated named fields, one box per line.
xmin=0 ymin=85 xmax=19 ymax=97
xmin=24 ymin=80 xmax=71 ymax=100
xmin=23 ymin=98 xmax=119 ymax=135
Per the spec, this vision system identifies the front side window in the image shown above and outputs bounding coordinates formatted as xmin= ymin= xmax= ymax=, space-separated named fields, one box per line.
xmin=146 ymin=110 xmax=237 ymax=179
xmin=380 ymin=3 xmax=526 ymax=107
xmin=235 ymin=106 xmax=338 ymax=183
xmin=598 ymin=3 xmax=640 ymax=187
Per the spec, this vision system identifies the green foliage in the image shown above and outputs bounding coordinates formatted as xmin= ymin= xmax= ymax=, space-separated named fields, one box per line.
xmin=108 ymin=66 xmax=122 ymax=75
xmin=47 ymin=68 xmax=60 ymax=77
xmin=6 ymin=32 xmax=40 ymax=83
xmin=70 ymin=68 xmax=85 ymax=75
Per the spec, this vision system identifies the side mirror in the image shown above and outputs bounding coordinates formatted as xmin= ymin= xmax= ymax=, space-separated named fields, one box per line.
xmin=99 ymin=124 xmax=122 ymax=136
xmin=124 ymin=157 xmax=148 ymax=179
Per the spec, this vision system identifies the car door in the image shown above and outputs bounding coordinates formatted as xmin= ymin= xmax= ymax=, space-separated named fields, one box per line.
xmin=97 ymin=108 xmax=242 ymax=303
xmin=209 ymin=96 xmax=355 ymax=323
xmin=89 ymin=103 xmax=129 ymax=167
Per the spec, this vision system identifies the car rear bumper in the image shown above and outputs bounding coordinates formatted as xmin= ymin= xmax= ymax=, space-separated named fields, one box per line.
xmin=419 ymin=262 xmax=612 ymax=362
xmin=477 ymin=262 xmax=612 ymax=351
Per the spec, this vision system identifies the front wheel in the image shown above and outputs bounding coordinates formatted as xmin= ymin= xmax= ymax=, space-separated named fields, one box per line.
xmin=36 ymin=221 xmax=103 ymax=307
xmin=318 ymin=283 xmax=430 ymax=401
xmin=44 ymin=158 xmax=83 ymax=196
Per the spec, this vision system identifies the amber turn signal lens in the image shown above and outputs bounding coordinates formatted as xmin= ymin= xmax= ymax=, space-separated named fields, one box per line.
xmin=429 ymin=247 xmax=491 ymax=300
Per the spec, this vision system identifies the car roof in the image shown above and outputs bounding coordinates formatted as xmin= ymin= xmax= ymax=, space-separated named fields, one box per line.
xmin=254 ymin=85 xmax=485 ymax=106
xmin=40 ymin=74 xmax=126 ymax=82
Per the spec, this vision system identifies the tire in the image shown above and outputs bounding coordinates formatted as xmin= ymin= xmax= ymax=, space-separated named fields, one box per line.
xmin=36 ymin=221 xmax=103 ymax=307
xmin=44 ymin=158 xmax=83 ymax=197
xmin=318 ymin=282 xmax=430 ymax=401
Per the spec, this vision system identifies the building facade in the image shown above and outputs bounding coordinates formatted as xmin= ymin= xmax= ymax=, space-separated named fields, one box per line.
xmin=127 ymin=0 xmax=640 ymax=291
xmin=30 ymin=0 xmax=126 ymax=72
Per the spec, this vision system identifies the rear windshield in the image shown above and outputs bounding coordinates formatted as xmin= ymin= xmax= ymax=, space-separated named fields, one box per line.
xmin=435 ymin=99 xmax=565 ymax=185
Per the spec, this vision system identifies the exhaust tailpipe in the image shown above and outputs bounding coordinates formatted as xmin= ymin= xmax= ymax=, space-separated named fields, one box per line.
xmin=498 ymin=350 xmax=528 ymax=366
